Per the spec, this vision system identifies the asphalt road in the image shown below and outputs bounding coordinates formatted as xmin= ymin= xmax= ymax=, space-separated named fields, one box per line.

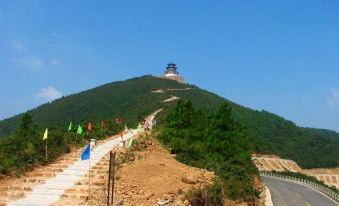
xmin=261 ymin=176 xmax=339 ymax=206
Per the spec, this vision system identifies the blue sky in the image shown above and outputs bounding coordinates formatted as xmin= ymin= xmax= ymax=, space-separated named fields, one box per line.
xmin=1 ymin=0 xmax=339 ymax=131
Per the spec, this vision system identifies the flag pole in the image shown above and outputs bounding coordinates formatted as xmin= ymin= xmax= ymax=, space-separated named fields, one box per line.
xmin=45 ymin=139 xmax=48 ymax=159
xmin=88 ymin=148 xmax=91 ymax=199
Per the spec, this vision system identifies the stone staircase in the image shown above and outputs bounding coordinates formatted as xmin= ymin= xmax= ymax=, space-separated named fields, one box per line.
xmin=0 ymin=150 xmax=82 ymax=204
xmin=53 ymin=154 xmax=111 ymax=205
xmin=6 ymin=133 xmax=135 ymax=206
xmin=1 ymin=112 xmax=158 ymax=206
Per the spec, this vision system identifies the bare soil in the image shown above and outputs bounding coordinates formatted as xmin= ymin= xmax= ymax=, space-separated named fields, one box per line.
xmin=84 ymin=138 xmax=216 ymax=206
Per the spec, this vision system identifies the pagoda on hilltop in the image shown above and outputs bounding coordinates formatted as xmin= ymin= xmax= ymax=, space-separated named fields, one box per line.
xmin=162 ymin=63 xmax=185 ymax=83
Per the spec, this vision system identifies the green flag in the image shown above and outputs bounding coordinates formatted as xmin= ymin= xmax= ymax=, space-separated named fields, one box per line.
xmin=127 ymin=139 xmax=134 ymax=148
xmin=68 ymin=121 xmax=72 ymax=131
xmin=77 ymin=125 xmax=83 ymax=135
xmin=137 ymin=123 xmax=143 ymax=132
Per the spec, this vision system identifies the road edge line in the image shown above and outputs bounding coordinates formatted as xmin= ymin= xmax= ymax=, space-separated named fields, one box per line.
xmin=263 ymin=175 xmax=339 ymax=206
xmin=265 ymin=186 xmax=274 ymax=206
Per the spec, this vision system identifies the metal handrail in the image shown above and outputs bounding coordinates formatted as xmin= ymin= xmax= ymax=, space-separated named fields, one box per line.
xmin=260 ymin=171 xmax=339 ymax=203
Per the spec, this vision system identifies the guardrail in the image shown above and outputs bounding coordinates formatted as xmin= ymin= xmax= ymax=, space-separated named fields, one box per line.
xmin=260 ymin=171 xmax=339 ymax=204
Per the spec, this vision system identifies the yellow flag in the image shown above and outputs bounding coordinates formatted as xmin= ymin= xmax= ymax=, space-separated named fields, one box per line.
xmin=43 ymin=128 xmax=48 ymax=140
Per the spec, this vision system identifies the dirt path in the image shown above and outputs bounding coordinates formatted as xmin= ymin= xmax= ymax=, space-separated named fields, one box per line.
xmin=163 ymin=95 xmax=179 ymax=102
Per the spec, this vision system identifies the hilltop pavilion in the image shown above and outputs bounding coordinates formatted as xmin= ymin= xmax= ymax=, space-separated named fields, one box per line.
xmin=162 ymin=63 xmax=185 ymax=83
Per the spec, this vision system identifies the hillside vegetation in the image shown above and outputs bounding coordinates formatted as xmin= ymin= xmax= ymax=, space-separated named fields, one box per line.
xmin=0 ymin=75 xmax=339 ymax=169
xmin=158 ymin=100 xmax=258 ymax=204
xmin=0 ymin=112 xmax=125 ymax=175
xmin=0 ymin=75 xmax=182 ymax=138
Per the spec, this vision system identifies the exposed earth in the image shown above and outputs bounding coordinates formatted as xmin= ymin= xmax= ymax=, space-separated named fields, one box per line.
xmin=82 ymin=136 xmax=252 ymax=206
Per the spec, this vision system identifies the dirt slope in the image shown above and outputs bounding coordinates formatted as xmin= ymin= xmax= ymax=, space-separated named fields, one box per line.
xmin=83 ymin=136 xmax=215 ymax=206
xmin=85 ymin=135 xmax=265 ymax=206
xmin=252 ymin=154 xmax=302 ymax=173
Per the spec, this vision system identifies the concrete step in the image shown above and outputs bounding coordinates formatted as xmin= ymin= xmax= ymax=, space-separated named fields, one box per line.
xmin=7 ymin=191 xmax=25 ymax=199
xmin=9 ymin=197 xmax=59 ymax=206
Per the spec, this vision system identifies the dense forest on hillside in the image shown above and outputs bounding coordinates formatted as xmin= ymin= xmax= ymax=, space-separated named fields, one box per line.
xmin=0 ymin=113 xmax=123 ymax=175
xmin=157 ymin=100 xmax=258 ymax=204
xmin=0 ymin=75 xmax=339 ymax=169
xmin=165 ymin=88 xmax=339 ymax=168
xmin=0 ymin=76 xmax=183 ymax=138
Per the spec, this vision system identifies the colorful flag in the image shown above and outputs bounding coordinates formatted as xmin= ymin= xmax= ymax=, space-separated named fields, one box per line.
xmin=81 ymin=144 xmax=91 ymax=160
xmin=87 ymin=122 xmax=92 ymax=131
xmin=127 ymin=139 xmax=134 ymax=148
xmin=137 ymin=123 xmax=143 ymax=132
xmin=42 ymin=128 xmax=48 ymax=140
xmin=77 ymin=125 xmax=83 ymax=135
xmin=115 ymin=118 xmax=122 ymax=124
xmin=68 ymin=121 xmax=72 ymax=131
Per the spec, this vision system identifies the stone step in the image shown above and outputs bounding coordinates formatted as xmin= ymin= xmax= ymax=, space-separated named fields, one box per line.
xmin=49 ymin=164 xmax=69 ymax=169
xmin=32 ymin=172 xmax=56 ymax=178
xmin=60 ymin=193 xmax=88 ymax=201
xmin=23 ymin=178 xmax=46 ymax=184
xmin=9 ymin=185 xmax=32 ymax=192
xmin=84 ymin=174 xmax=106 ymax=179
xmin=30 ymin=189 xmax=64 ymax=196
xmin=43 ymin=179 xmax=78 ymax=187
xmin=65 ymin=187 xmax=89 ymax=194
xmin=75 ymin=179 xmax=106 ymax=186
xmin=7 ymin=191 xmax=25 ymax=199
xmin=8 ymin=197 xmax=59 ymax=206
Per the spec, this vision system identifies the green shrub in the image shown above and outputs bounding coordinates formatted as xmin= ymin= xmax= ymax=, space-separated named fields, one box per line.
xmin=0 ymin=114 xmax=88 ymax=175
xmin=184 ymin=181 xmax=223 ymax=206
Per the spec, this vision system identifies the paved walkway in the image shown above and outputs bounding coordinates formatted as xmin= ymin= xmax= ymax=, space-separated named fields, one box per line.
xmin=8 ymin=114 xmax=157 ymax=206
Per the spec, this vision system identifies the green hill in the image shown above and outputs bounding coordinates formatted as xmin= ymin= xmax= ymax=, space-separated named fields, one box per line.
xmin=0 ymin=75 xmax=181 ymax=138
xmin=1 ymin=75 xmax=339 ymax=169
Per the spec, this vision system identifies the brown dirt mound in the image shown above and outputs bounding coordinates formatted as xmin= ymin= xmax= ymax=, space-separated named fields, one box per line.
xmin=83 ymin=138 xmax=215 ymax=206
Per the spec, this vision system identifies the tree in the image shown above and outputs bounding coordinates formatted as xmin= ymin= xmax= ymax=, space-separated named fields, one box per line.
xmin=15 ymin=113 xmax=38 ymax=138
xmin=159 ymin=100 xmax=258 ymax=204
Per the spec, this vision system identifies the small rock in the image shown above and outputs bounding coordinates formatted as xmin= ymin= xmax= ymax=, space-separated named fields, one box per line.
xmin=181 ymin=176 xmax=197 ymax=184
xmin=157 ymin=198 xmax=170 ymax=206
xmin=145 ymin=193 xmax=154 ymax=200
xmin=115 ymin=200 xmax=124 ymax=206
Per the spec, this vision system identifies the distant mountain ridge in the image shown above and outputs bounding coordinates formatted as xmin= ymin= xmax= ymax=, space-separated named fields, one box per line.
xmin=0 ymin=75 xmax=339 ymax=168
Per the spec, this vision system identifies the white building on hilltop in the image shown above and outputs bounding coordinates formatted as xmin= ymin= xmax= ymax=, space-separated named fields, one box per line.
xmin=162 ymin=63 xmax=185 ymax=83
